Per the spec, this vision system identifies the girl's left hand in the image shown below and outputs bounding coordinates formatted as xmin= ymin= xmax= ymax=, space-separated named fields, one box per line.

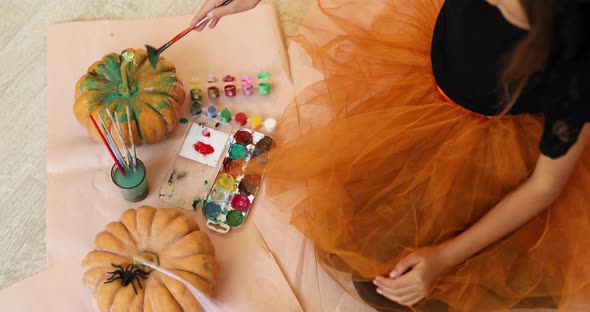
xmin=373 ymin=245 xmax=455 ymax=307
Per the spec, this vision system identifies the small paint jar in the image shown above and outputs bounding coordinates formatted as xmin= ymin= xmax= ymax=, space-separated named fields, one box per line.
xmin=207 ymin=74 xmax=217 ymax=83
xmin=223 ymin=75 xmax=235 ymax=82
xmin=257 ymin=71 xmax=271 ymax=80
xmin=224 ymin=84 xmax=237 ymax=97
xmin=220 ymin=108 xmax=232 ymax=122
xmin=241 ymin=83 xmax=254 ymax=96
xmin=206 ymin=105 xmax=217 ymax=118
xmin=190 ymin=88 xmax=203 ymax=101
xmin=234 ymin=112 xmax=247 ymax=127
xmin=191 ymin=100 xmax=202 ymax=116
xmin=250 ymin=115 xmax=262 ymax=129
xmin=207 ymin=86 xmax=220 ymax=99
xmin=258 ymin=82 xmax=271 ymax=95
xmin=263 ymin=118 xmax=277 ymax=132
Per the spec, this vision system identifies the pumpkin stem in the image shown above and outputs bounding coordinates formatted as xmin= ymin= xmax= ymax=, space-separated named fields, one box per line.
xmin=119 ymin=51 xmax=136 ymax=96
xmin=133 ymin=251 xmax=160 ymax=274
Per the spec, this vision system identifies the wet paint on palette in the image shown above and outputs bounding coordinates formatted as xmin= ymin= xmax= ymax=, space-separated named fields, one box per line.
xmin=159 ymin=170 xmax=188 ymax=199
xmin=202 ymin=128 xmax=274 ymax=233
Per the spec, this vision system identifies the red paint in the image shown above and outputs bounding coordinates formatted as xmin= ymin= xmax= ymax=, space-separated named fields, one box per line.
xmin=202 ymin=128 xmax=211 ymax=137
xmin=235 ymin=112 xmax=247 ymax=126
xmin=193 ymin=141 xmax=215 ymax=156
xmin=234 ymin=130 xmax=253 ymax=145
xmin=231 ymin=194 xmax=251 ymax=211
xmin=224 ymin=84 xmax=237 ymax=97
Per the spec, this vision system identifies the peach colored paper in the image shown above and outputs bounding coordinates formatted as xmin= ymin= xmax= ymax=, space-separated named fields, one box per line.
xmin=0 ymin=5 xmax=302 ymax=312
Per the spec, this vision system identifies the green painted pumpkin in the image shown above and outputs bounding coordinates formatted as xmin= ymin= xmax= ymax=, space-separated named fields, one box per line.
xmin=74 ymin=48 xmax=186 ymax=146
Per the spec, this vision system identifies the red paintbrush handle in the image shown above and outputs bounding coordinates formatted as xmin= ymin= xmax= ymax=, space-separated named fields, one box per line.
xmin=90 ymin=114 xmax=126 ymax=176
xmin=170 ymin=25 xmax=197 ymax=45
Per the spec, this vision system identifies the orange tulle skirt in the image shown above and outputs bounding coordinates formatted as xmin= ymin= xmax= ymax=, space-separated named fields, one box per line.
xmin=266 ymin=0 xmax=590 ymax=311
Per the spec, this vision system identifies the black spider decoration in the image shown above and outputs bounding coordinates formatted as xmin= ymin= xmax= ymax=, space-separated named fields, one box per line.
xmin=104 ymin=263 xmax=149 ymax=295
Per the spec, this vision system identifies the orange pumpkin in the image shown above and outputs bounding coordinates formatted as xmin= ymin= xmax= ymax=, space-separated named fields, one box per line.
xmin=74 ymin=49 xmax=185 ymax=146
xmin=82 ymin=206 xmax=218 ymax=312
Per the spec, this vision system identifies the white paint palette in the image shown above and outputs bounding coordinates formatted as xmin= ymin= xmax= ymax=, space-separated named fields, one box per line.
xmin=159 ymin=115 xmax=233 ymax=210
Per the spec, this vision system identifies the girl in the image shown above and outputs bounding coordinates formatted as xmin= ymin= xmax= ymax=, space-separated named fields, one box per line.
xmin=193 ymin=0 xmax=590 ymax=310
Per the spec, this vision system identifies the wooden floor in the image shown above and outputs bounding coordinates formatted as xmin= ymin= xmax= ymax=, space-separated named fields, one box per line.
xmin=0 ymin=0 xmax=308 ymax=291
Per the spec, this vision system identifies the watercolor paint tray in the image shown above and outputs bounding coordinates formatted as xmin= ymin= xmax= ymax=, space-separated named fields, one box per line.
xmin=159 ymin=115 xmax=233 ymax=211
xmin=202 ymin=128 xmax=273 ymax=233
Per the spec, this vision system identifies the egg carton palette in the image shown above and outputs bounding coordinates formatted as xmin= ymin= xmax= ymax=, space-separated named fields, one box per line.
xmin=202 ymin=129 xmax=273 ymax=233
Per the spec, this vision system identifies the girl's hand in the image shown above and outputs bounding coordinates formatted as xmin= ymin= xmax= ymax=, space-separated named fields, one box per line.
xmin=191 ymin=0 xmax=261 ymax=31
xmin=373 ymin=245 xmax=454 ymax=307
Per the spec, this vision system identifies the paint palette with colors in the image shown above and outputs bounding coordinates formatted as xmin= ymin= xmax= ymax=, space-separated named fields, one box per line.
xmin=203 ymin=129 xmax=273 ymax=233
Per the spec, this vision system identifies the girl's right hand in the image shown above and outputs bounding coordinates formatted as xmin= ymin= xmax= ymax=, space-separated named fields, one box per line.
xmin=191 ymin=0 xmax=262 ymax=31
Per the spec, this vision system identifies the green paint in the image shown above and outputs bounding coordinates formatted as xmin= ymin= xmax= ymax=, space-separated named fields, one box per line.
xmin=180 ymin=118 xmax=189 ymax=124
xmin=204 ymin=180 xmax=209 ymax=186
xmin=79 ymin=50 xmax=182 ymax=145
xmin=111 ymin=160 xmax=148 ymax=202
xmin=220 ymin=108 xmax=232 ymax=122
xmin=228 ymin=144 xmax=248 ymax=160
xmin=226 ymin=210 xmax=245 ymax=227
xmin=192 ymin=198 xmax=204 ymax=210
xmin=190 ymin=88 xmax=203 ymax=101
xmin=257 ymin=71 xmax=271 ymax=80
xmin=258 ymin=82 xmax=271 ymax=95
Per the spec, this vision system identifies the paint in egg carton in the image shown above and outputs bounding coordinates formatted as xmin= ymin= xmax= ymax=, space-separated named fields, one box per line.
xmin=202 ymin=128 xmax=273 ymax=233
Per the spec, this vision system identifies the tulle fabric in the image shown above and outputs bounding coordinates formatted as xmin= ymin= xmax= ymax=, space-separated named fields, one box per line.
xmin=265 ymin=0 xmax=590 ymax=311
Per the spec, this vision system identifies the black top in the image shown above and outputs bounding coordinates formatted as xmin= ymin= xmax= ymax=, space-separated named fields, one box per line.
xmin=431 ymin=0 xmax=590 ymax=158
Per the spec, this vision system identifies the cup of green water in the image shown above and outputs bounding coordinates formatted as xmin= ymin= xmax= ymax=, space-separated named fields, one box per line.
xmin=110 ymin=159 xmax=149 ymax=202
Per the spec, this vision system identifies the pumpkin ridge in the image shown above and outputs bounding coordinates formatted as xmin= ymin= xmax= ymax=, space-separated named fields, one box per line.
xmin=161 ymin=255 xmax=218 ymax=285
xmin=164 ymin=268 xmax=211 ymax=290
xmin=148 ymin=273 xmax=182 ymax=311
xmin=117 ymin=217 xmax=140 ymax=247
xmin=159 ymin=231 xmax=214 ymax=257
xmin=95 ymin=231 xmax=138 ymax=258
xmin=149 ymin=212 xmax=184 ymax=245
xmin=137 ymin=91 xmax=176 ymax=116
xmin=83 ymin=250 xmax=130 ymax=271
xmin=152 ymin=211 xmax=184 ymax=236
xmin=127 ymin=98 xmax=144 ymax=142
xmin=94 ymin=58 xmax=122 ymax=85
xmin=153 ymin=270 xmax=206 ymax=311
xmin=136 ymin=94 xmax=174 ymax=130
xmin=79 ymin=73 xmax=118 ymax=93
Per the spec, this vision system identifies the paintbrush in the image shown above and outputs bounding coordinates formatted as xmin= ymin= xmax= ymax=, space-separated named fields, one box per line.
xmin=113 ymin=110 xmax=134 ymax=168
xmin=145 ymin=0 xmax=234 ymax=69
xmin=90 ymin=115 xmax=126 ymax=175
xmin=104 ymin=108 xmax=131 ymax=169
xmin=97 ymin=115 xmax=127 ymax=174
xmin=126 ymin=104 xmax=137 ymax=170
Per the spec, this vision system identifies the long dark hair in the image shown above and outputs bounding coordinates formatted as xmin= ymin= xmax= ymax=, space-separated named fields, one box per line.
xmin=500 ymin=0 xmax=561 ymax=115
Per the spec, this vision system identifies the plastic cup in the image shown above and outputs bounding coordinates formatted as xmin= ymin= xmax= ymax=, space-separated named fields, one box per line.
xmin=111 ymin=159 xmax=149 ymax=202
